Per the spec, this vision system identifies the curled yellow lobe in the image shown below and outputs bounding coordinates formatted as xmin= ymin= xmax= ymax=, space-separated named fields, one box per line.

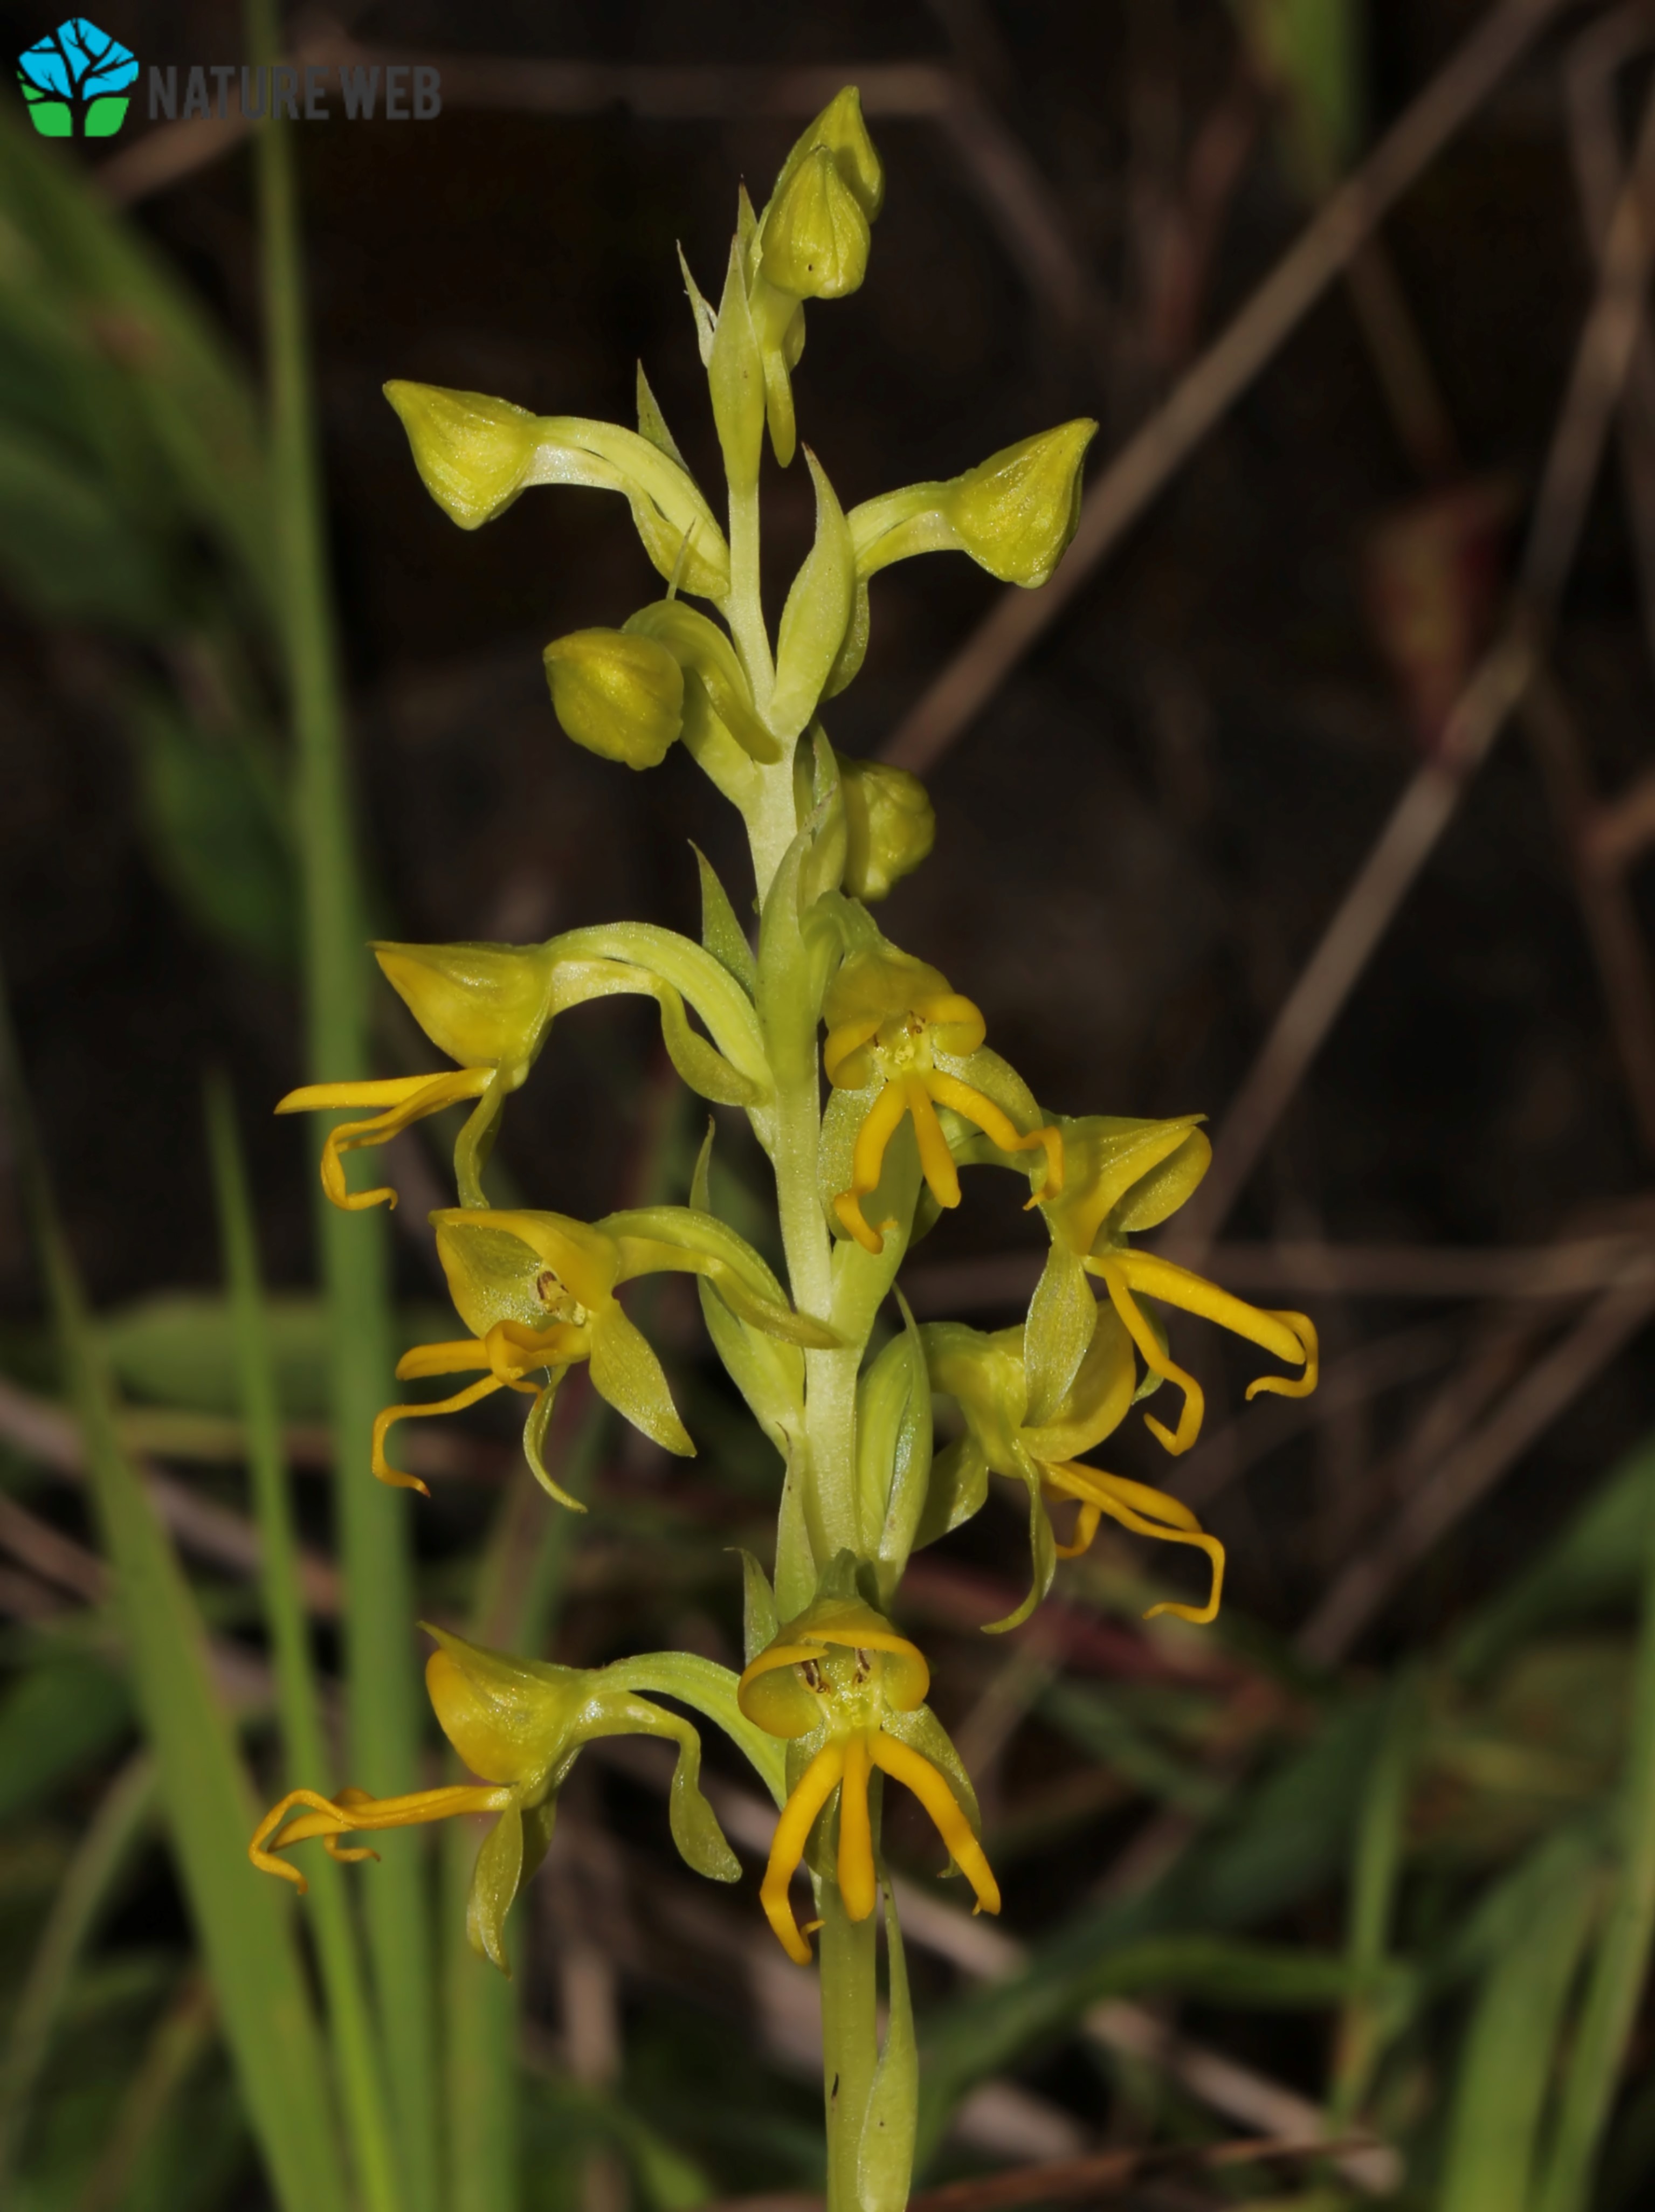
xmin=277 ymin=1068 xmax=492 ymax=1212
xmin=371 ymin=1318 xmax=587 ymax=1492
xmin=1040 ymin=1459 xmax=1225 ymax=1625
xmin=868 ymin=1734 xmax=1001 ymax=1918
xmin=250 ymin=1781 xmax=513 ymax=1892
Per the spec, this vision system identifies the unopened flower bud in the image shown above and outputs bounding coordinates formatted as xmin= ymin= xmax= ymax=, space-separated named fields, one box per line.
xmin=543 ymin=628 xmax=684 ymax=770
xmin=772 ymin=86 xmax=884 ymax=224
xmin=383 ymin=382 xmax=539 ymax=531
xmin=838 ymin=756 xmax=935 ymax=901
xmin=944 ymin=420 xmax=1097 ymax=587
xmin=760 ymin=144 xmax=872 ymax=302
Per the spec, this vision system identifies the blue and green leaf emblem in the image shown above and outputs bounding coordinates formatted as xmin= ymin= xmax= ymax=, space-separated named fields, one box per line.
xmin=17 ymin=18 xmax=137 ymax=139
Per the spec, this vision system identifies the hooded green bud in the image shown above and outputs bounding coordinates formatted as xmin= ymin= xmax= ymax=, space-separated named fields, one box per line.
xmin=543 ymin=628 xmax=684 ymax=770
xmin=769 ymin=86 xmax=884 ymax=227
xmin=838 ymin=757 xmax=936 ymax=901
xmin=942 ymin=421 xmax=1097 ymax=586
xmin=760 ymin=145 xmax=872 ymax=302
xmin=384 ymin=382 xmax=539 ymax=530
xmin=850 ymin=419 xmax=1098 ymax=590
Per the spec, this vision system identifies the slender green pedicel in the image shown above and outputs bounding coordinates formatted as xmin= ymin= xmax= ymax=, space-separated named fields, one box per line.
xmin=253 ymin=88 xmax=1317 ymax=2212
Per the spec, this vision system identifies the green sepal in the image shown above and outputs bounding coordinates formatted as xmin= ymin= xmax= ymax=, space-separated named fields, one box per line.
xmin=756 ymin=824 xmax=826 ymax=1092
xmin=1023 ymin=1242 xmax=1098 ymax=1429
xmin=604 ymin=1202 xmax=842 ymax=1349
xmin=709 ymin=233 xmax=764 ymax=495
xmin=771 ymin=448 xmax=856 ymax=741
xmin=660 ymin=1716 xmax=741 ymax=1883
xmin=688 ymin=1128 xmax=806 ymax=1456
xmin=857 ymin=1295 xmax=934 ymax=1600
xmin=692 ymin=844 xmax=756 ymax=995
xmin=608 ymin=1649 xmax=788 ymax=1808
xmin=982 ymin=1448 xmax=1057 ymax=1635
xmin=636 ymin=362 xmax=687 ymax=468
xmin=775 ymin=1444 xmax=819 ymax=1621
xmin=589 ymin=1302 xmax=695 ymax=1457
xmin=681 ymin=669 xmax=765 ymax=811
xmin=625 ymin=600 xmax=781 ymax=763
xmin=881 ymin=1703 xmax=984 ymax=1841
xmin=522 ymin=1371 xmax=585 ymax=1511
xmin=466 ymin=1803 xmax=526 ymax=1974
xmin=548 ymin=921 xmax=771 ymax=1102
xmin=797 ymin=729 xmax=850 ymax=909
xmin=858 ymin=1883 xmax=918 ymax=2212
xmin=657 ymin=982 xmax=761 ymax=1107
xmin=823 ymin=575 xmax=870 ymax=699
xmin=677 ymin=245 xmax=717 ymax=368
xmin=734 ymin=1547 xmax=781 ymax=1666
xmin=913 ymin=1434 xmax=989 ymax=1551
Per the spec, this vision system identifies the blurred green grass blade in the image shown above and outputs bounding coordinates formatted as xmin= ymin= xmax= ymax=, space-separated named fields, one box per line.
xmin=207 ymin=1073 xmax=403 ymax=2212
xmin=1454 ymin=1433 xmax=1655 ymax=1677
xmin=1536 ymin=1471 xmax=1655 ymax=2212
xmin=244 ymin=0 xmax=438 ymax=2193
xmin=72 ymin=1971 xmax=216 ymax=2212
xmin=134 ymin=693 xmax=298 ymax=969
xmin=1440 ymin=1829 xmax=1600 ymax=2212
xmin=0 ymin=1647 xmax=131 ymax=1823
xmin=0 ymin=101 xmax=271 ymax=606
xmin=0 ymin=108 xmax=275 ymax=614
xmin=0 ymin=1748 xmax=154 ymax=2193
xmin=1332 ymin=1669 xmax=1421 ymax=2120
xmin=36 ymin=1208 xmax=349 ymax=2212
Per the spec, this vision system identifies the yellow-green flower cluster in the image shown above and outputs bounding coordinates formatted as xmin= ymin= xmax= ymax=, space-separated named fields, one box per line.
xmin=251 ymin=91 xmax=1317 ymax=2106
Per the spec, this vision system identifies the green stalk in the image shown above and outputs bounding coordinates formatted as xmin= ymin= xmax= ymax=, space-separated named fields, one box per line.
xmin=1536 ymin=1480 xmax=1655 ymax=2212
xmin=818 ymin=1880 xmax=879 ymax=2212
xmin=243 ymin=4 xmax=437 ymax=2195
xmin=1330 ymin=1670 xmax=1419 ymax=2124
xmin=206 ymin=1075 xmax=401 ymax=2212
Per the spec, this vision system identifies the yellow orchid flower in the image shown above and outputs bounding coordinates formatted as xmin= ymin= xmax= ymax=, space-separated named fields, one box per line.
xmin=823 ymin=944 xmax=1062 ymax=1254
xmin=375 ymin=1204 xmax=839 ymax=1500
xmin=738 ymin=1580 xmax=999 ymax=1962
xmin=251 ymin=1628 xmax=738 ymax=1971
xmin=1040 ymin=1114 xmax=1318 ymax=1457
xmin=277 ymin=939 xmax=561 ymax=1212
xmin=923 ymin=1312 xmax=1228 ymax=1630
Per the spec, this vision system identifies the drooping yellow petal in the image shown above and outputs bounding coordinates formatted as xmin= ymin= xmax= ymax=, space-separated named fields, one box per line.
xmin=906 ymin=1077 xmax=962 ymax=1211
xmin=868 ymin=1734 xmax=1000 ymax=1917
xmin=1092 ymin=1256 xmax=1206 ymax=1455
xmin=250 ymin=1781 xmax=513 ymax=1892
xmin=837 ymin=1731 xmax=878 ymax=1923
xmin=1244 ymin=1309 xmax=1319 ymax=1403
xmin=833 ymin=1076 xmax=912 ymax=1253
xmin=278 ymin=1067 xmax=493 ymax=1212
xmin=925 ymin=1071 xmax=1063 ymax=1204
xmin=760 ymin=1741 xmax=847 ymax=1964
xmin=1114 ymin=1252 xmax=1314 ymax=1379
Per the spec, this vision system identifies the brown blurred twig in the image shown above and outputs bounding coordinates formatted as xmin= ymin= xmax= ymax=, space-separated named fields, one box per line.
xmin=881 ymin=0 xmax=1575 ymax=775
xmin=1174 ymin=74 xmax=1655 ymax=1248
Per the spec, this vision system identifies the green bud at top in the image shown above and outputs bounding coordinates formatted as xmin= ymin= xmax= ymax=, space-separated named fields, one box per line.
xmin=384 ymin=382 xmax=538 ymax=530
xmin=769 ymin=86 xmax=884 ymax=227
xmin=837 ymin=757 xmax=936 ymax=902
xmin=942 ymin=420 xmax=1098 ymax=586
xmin=543 ymin=627 xmax=684 ymax=770
xmin=761 ymin=146 xmax=872 ymax=302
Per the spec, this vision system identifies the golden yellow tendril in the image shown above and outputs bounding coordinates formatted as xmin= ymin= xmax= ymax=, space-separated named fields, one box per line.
xmin=276 ymin=1068 xmax=493 ymax=1211
xmin=250 ymin=1782 xmax=513 ymax=1892
xmin=370 ymin=1317 xmax=587 ymax=1491
xmin=1040 ymin=1459 xmax=1225 ymax=1624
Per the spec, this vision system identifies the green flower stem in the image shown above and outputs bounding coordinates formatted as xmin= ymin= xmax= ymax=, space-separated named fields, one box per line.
xmin=818 ymin=1875 xmax=879 ymax=2212
xmin=207 ymin=1076 xmax=402 ymax=2212
xmin=244 ymin=2 xmax=437 ymax=2198
xmin=726 ymin=478 xmax=774 ymax=717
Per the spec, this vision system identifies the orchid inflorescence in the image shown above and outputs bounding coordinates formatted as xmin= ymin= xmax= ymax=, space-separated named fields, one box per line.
xmin=251 ymin=88 xmax=1316 ymax=2207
